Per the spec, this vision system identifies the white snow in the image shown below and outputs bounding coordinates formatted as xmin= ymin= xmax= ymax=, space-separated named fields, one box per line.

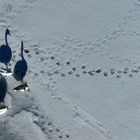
xmin=0 ymin=0 xmax=140 ymax=139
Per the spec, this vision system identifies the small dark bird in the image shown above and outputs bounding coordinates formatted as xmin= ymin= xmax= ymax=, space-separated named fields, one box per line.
xmin=13 ymin=41 xmax=28 ymax=84
xmin=0 ymin=29 xmax=12 ymax=71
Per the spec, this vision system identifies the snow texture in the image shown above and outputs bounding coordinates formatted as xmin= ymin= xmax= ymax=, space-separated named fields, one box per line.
xmin=0 ymin=0 xmax=140 ymax=139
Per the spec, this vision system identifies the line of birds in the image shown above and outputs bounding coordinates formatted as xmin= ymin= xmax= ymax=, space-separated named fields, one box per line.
xmin=0 ymin=28 xmax=28 ymax=112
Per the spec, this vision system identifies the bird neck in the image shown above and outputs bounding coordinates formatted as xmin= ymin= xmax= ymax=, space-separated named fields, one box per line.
xmin=5 ymin=31 xmax=9 ymax=46
xmin=21 ymin=42 xmax=24 ymax=60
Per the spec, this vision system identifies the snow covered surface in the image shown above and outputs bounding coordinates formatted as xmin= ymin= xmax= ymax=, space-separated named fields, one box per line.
xmin=0 ymin=0 xmax=140 ymax=139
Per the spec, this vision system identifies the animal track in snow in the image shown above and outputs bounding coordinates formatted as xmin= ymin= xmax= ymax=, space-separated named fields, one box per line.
xmin=2 ymin=1 xmax=140 ymax=139
xmin=57 ymin=64 xmax=140 ymax=82
xmin=6 ymin=83 xmax=70 ymax=140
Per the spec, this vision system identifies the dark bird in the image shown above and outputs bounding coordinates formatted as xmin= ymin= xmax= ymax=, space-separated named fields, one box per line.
xmin=13 ymin=41 xmax=28 ymax=84
xmin=0 ymin=28 xmax=12 ymax=71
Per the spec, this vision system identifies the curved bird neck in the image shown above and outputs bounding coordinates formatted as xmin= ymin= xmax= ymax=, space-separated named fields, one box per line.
xmin=5 ymin=31 xmax=9 ymax=46
xmin=21 ymin=41 xmax=25 ymax=60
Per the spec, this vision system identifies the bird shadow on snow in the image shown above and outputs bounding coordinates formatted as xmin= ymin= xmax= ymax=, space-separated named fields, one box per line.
xmin=0 ymin=29 xmax=12 ymax=72
xmin=0 ymin=80 xmax=34 ymax=140
xmin=13 ymin=41 xmax=28 ymax=84
xmin=0 ymin=79 xmax=38 ymax=140
xmin=0 ymin=29 xmax=66 ymax=140
xmin=0 ymin=74 xmax=8 ymax=109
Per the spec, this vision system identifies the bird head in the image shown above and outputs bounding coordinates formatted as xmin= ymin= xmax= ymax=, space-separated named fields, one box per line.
xmin=21 ymin=41 xmax=24 ymax=51
xmin=6 ymin=28 xmax=11 ymax=36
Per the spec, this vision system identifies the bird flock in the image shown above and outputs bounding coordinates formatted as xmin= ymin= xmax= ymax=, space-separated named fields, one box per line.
xmin=0 ymin=28 xmax=28 ymax=113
